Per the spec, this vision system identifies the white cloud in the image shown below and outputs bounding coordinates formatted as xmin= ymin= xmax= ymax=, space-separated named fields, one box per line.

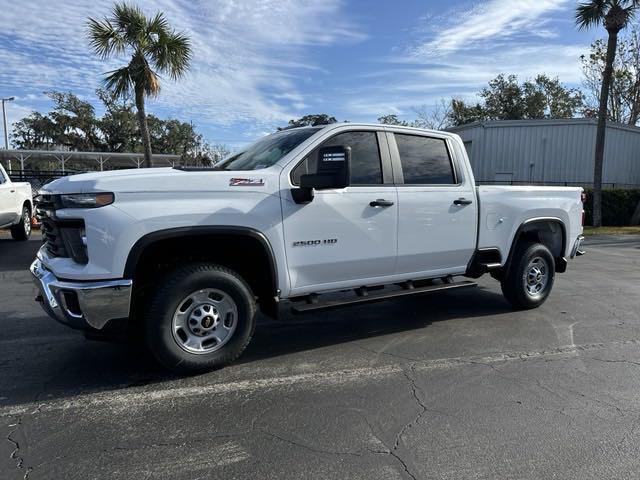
xmin=0 ymin=0 xmax=364 ymax=132
xmin=414 ymin=0 xmax=570 ymax=55
xmin=343 ymin=0 xmax=586 ymax=121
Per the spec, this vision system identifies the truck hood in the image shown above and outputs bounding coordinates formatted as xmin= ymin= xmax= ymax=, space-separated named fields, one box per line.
xmin=40 ymin=167 xmax=280 ymax=195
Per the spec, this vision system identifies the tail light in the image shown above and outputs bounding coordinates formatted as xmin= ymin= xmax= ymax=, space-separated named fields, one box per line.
xmin=581 ymin=192 xmax=587 ymax=226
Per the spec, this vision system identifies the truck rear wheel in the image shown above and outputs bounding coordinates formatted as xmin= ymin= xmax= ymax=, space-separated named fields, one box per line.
xmin=10 ymin=206 xmax=31 ymax=241
xmin=145 ymin=263 xmax=256 ymax=373
xmin=501 ymin=242 xmax=555 ymax=310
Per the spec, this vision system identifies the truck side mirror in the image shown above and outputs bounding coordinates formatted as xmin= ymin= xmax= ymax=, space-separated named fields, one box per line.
xmin=291 ymin=146 xmax=351 ymax=204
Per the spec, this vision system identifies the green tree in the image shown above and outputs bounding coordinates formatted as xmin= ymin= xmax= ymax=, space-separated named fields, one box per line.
xmin=147 ymin=116 xmax=202 ymax=162
xmin=279 ymin=114 xmax=338 ymax=130
xmin=448 ymin=99 xmax=488 ymax=126
xmin=448 ymin=74 xmax=584 ymax=126
xmin=11 ymin=92 xmax=100 ymax=151
xmin=377 ymin=114 xmax=412 ymax=126
xmin=95 ymin=88 xmax=139 ymax=152
xmin=11 ymin=89 xmax=226 ymax=166
xmin=11 ymin=112 xmax=57 ymax=150
xmin=46 ymin=91 xmax=100 ymax=151
xmin=523 ymin=75 xmax=585 ymax=119
xmin=87 ymin=2 xmax=192 ymax=167
xmin=576 ymin=0 xmax=640 ymax=227
xmin=481 ymin=74 xmax=525 ymax=120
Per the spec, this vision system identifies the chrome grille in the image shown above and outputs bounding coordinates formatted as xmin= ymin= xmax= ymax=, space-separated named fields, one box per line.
xmin=35 ymin=195 xmax=69 ymax=259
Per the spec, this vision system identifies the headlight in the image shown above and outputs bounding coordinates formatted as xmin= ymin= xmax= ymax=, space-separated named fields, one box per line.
xmin=59 ymin=193 xmax=114 ymax=209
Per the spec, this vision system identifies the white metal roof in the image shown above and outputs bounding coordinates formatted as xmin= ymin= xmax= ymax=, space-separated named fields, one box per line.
xmin=0 ymin=149 xmax=181 ymax=170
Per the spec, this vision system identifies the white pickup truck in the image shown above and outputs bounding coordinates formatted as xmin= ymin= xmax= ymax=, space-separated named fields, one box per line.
xmin=31 ymin=124 xmax=585 ymax=373
xmin=0 ymin=163 xmax=33 ymax=241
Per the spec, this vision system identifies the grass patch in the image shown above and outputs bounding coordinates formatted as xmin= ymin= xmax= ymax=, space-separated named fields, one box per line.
xmin=583 ymin=226 xmax=640 ymax=236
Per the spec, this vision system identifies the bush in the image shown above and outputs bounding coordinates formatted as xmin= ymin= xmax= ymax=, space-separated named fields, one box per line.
xmin=583 ymin=188 xmax=640 ymax=226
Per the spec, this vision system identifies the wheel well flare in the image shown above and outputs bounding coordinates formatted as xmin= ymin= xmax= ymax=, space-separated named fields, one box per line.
xmin=125 ymin=228 xmax=278 ymax=303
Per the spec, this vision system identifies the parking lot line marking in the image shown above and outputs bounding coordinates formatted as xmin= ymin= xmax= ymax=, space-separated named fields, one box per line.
xmin=1 ymin=338 xmax=639 ymax=418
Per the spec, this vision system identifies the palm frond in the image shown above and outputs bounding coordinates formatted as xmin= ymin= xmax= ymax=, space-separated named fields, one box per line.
xmin=623 ymin=1 xmax=640 ymax=20
xmin=149 ymin=31 xmax=192 ymax=79
xmin=112 ymin=2 xmax=148 ymax=45
xmin=147 ymin=12 xmax=169 ymax=35
xmin=576 ymin=0 xmax=609 ymax=29
xmin=103 ymin=66 xmax=134 ymax=99
xmin=86 ymin=17 xmax=126 ymax=59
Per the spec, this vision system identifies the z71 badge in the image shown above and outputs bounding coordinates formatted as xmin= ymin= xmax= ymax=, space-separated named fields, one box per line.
xmin=293 ymin=239 xmax=338 ymax=247
xmin=229 ymin=177 xmax=265 ymax=186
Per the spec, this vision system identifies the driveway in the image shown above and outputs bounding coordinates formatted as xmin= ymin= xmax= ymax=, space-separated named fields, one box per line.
xmin=2 ymin=233 xmax=640 ymax=479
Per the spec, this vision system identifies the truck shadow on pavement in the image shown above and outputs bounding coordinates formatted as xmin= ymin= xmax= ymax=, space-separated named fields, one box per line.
xmin=1 ymin=232 xmax=517 ymax=408
xmin=241 ymin=288 xmax=511 ymax=364
xmin=0 ymin=236 xmax=41 ymax=272
xmin=1 ymin=285 xmax=512 ymax=409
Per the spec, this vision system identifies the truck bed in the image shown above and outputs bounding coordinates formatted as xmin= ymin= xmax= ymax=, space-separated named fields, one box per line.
xmin=476 ymin=185 xmax=584 ymax=262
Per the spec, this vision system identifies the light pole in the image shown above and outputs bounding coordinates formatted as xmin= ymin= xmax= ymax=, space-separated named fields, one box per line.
xmin=2 ymin=97 xmax=14 ymax=174
xmin=2 ymin=96 xmax=15 ymax=149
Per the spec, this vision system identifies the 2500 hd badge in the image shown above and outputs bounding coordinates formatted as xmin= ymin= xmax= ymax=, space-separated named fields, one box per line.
xmin=293 ymin=238 xmax=338 ymax=247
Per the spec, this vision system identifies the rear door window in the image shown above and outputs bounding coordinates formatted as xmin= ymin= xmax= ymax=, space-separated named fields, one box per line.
xmin=394 ymin=134 xmax=455 ymax=185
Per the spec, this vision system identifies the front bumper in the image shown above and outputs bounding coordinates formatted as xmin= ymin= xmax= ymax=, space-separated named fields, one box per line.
xmin=31 ymin=258 xmax=132 ymax=330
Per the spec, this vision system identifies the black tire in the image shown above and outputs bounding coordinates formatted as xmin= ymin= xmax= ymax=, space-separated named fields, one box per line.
xmin=501 ymin=242 xmax=555 ymax=310
xmin=10 ymin=206 xmax=31 ymax=241
xmin=145 ymin=263 xmax=256 ymax=374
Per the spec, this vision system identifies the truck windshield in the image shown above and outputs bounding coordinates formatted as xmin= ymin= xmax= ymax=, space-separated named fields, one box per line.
xmin=216 ymin=127 xmax=320 ymax=171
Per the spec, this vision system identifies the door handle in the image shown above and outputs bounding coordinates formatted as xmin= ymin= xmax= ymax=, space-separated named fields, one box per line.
xmin=370 ymin=199 xmax=394 ymax=208
xmin=10 ymin=189 xmax=15 ymax=193
xmin=453 ymin=198 xmax=473 ymax=206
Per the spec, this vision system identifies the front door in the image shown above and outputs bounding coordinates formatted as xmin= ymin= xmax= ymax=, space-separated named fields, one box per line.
xmin=281 ymin=129 xmax=398 ymax=296
xmin=389 ymin=131 xmax=477 ymax=277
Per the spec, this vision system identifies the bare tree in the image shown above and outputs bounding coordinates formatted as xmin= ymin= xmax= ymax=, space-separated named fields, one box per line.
xmin=378 ymin=100 xmax=453 ymax=131
xmin=581 ymin=29 xmax=640 ymax=125
xmin=412 ymin=99 xmax=452 ymax=130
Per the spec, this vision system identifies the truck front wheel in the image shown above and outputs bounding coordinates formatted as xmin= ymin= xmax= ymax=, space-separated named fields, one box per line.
xmin=501 ymin=242 xmax=555 ymax=310
xmin=10 ymin=206 xmax=31 ymax=241
xmin=145 ymin=263 xmax=256 ymax=373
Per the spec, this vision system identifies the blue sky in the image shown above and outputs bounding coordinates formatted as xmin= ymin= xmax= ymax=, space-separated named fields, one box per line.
xmin=0 ymin=0 xmax=606 ymax=149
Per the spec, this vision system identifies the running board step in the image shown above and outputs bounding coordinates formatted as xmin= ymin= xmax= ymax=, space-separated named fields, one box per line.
xmin=291 ymin=280 xmax=478 ymax=314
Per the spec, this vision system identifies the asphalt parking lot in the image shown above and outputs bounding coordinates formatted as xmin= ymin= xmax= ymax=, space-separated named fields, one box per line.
xmin=1 ymin=233 xmax=640 ymax=479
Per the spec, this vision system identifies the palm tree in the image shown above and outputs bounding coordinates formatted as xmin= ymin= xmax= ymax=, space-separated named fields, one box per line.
xmin=576 ymin=0 xmax=640 ymax=227
xmin=87 ymin=3 xmax=191 ymax=168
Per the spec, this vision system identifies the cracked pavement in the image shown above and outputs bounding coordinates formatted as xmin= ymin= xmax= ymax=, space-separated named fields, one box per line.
xmin=1 ymin=233 xmax=640 ymax=479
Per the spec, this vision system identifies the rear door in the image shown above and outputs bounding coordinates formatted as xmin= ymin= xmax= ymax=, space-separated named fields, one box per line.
xmin=388 ymin=130 xmax=477 ymax=277
xmin=281 ymin=129 xmax=398 ymax=295
xmin=0 ymin=166 xmax=15 ymax=226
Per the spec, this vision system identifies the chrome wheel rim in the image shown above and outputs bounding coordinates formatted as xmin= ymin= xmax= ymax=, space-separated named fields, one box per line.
xmin=171 ymin=289 xmax=238 ymax=355
xmin=523 ymin=256 xmax=549 ymax=298
xmin=23 ymin=210 xmax=31 ymax=236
